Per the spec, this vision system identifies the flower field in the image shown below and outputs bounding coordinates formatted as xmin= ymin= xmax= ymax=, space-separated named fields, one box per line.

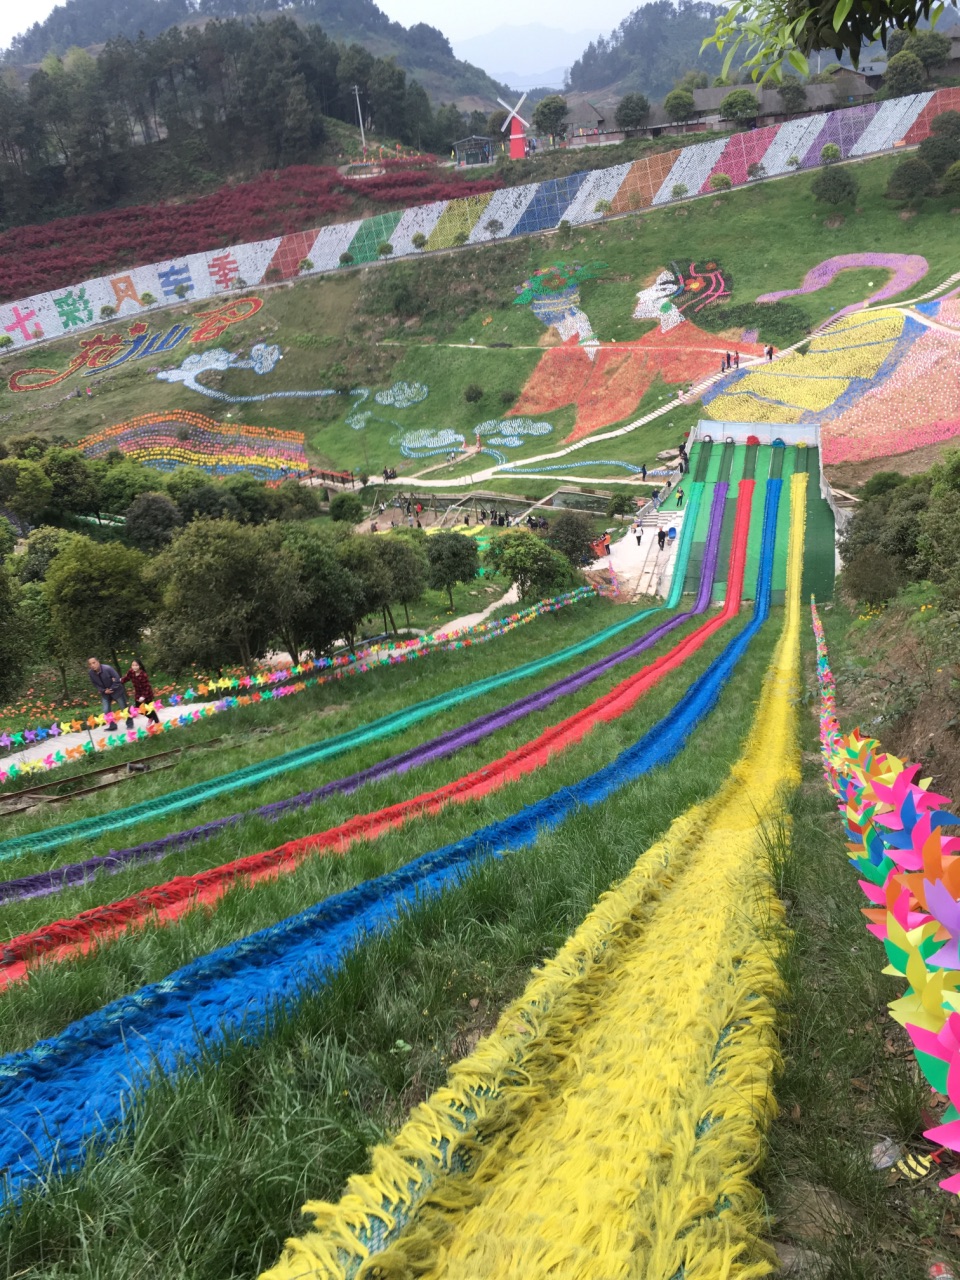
xmin=77 ymin=411 xmax=309 ymax=481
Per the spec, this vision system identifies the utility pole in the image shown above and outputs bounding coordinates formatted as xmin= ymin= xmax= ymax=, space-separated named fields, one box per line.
xmin=353 ymin=84 xmax=366 ymax=155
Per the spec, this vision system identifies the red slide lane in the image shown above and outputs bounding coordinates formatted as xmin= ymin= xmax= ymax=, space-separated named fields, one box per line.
xmin=1 ymin=482 xmax=754 ymax=990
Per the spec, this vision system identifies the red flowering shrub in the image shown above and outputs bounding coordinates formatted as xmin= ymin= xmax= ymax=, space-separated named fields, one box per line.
xmin=0 ymin=163 xmax=502 ymax=303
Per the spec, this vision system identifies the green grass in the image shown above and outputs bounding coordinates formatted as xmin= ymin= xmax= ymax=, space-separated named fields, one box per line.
xmin=0 ymin=608 xmax=781 ymax=1280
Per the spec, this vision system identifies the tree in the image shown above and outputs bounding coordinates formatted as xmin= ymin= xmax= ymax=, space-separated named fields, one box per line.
xmin=488 ymin=108 xmax=508 ymax=135
xmin=0 ymin=565 xmax=24 ymax=701
xmin=532 ymin=94 xmax=568 ymax=138
xmin=0 ymin=459 xmax=53 ymax=526
xmin=720 ymin=88 xmax=759 ymax=121
xmin=615 ymin=93 xmax=651 ymax=130
xmin=819 ymin=142 xmax=841 ymax=164
xmin=0 ymin=516 xmax=16 ymax=559
xmin=943 ymin=160 xmax=960 ymax=198
xmin=606 ymin=492 xmax=636 ymax=521
xmin=550 ymin=511 xmax=595 ymax=567
xmin=886 ymin=156 xmax=934 ymax=203
xmin=124 ymin=491 xmax=183 ymax=551
xmin=376 ymin=534 xmax=428 ymax=628
xmin=426 ymin=532 xmax=479 ymax=608
xmin=485 ymin=531 xmax=575 ymax=601
xmin=811 ymin=166 xmax=858 ymax=206
xmin=278 ymin=527 xmax=365 ymax=657
xmin=18 ymin=579 xmax=71 ymax=699
xmin=13 ymin=525 xmax=73 ymax=583
xmin=918 ymin=131 xmax=960 ymax=177
xmin=883 ymin=51 xmax=925 ymax=98
xmin=41 ymin=447 xmax=100 ymax=520
xmin=150 ymin=521 xmax=291 ymax=673
xmin=932 ymin=110 xmax=960 ymax=140
xmin=677 ymin=70 xmax=709 ymax=90
xmin=329 ymin=492 xmax=365 ymax=523
xmin=710 ymin=172 xmax=733 ymax=190
xmin=907 ymin=30 xmax=951 ymax=78
xmin=778 ymin=76 xmax=807 ymax=114
xmin=44 ymin=535 xmax=150 ymax=668
xmin=339 ymin=534 xmax=399 ymax=634
xmin=166 ymin=468 xmax=239 ymax=522
xmin=671 ymin=183 xmax=689 ymax=198
xmin=664 ymin=89 xmax=696 ymax=123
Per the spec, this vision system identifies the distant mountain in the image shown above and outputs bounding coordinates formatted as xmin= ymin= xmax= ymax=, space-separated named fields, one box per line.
xmin=453 ymin=23 xmax=602 ymax=90
xmin=2 ymin=0 xmax=507 ymax=108
xmin=567 ymin=0 xmax=726 ymax=101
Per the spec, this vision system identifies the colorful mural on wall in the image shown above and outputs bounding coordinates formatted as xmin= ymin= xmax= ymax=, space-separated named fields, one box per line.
xmin=78 ymin=411 xmax=309 ymax=481
xmin=0 ymin=91 xmax=956 ymax=356
xmin=511 ymin=259 xmax=762 ymax=442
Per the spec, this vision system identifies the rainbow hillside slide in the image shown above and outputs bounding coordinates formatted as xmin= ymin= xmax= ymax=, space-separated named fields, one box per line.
xmin=261 ymin=471 xmax=809 ymax=1278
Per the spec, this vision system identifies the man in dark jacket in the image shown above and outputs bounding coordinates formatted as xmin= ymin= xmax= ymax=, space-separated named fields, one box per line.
xmin=87 ymin=657 xmax=134 ymax=728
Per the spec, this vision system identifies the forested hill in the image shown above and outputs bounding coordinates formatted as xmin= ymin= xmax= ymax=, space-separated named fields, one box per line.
xmin=3 ymin=0 xmax=505 ymax=108
xmin=566 ymin=0 xmax=726 ymax=99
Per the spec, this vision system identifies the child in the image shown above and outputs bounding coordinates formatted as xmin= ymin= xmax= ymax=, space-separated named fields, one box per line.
xmin=122 ymin=658 xmax=161 ymax=725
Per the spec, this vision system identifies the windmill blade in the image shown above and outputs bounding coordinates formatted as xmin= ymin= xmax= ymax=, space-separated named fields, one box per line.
xmin=496 ymin=97 xmax=513 ymax=114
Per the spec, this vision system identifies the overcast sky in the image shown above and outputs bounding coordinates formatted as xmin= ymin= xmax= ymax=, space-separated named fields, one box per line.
xmin=1 ymin=0 xmax=631 ymax=53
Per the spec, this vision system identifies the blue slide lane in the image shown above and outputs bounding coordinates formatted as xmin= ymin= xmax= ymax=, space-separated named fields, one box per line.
xmin=0 ymin=480 xmax=782 ymax=1201
xmin=0 ymin=488 xmax=707 ymax=862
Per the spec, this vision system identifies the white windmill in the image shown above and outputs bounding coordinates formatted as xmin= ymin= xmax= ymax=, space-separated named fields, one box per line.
xmin=497 ymin=93 xmax=531 ymax=160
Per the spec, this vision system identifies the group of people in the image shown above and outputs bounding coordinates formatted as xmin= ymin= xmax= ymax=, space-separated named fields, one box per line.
xmin=381 ymin=467 xmax=398 ymax=481
xmin=87 ymin=657 xmax=161 ymax=729
xmin=721 ymin=350 xmax=741 ymax=373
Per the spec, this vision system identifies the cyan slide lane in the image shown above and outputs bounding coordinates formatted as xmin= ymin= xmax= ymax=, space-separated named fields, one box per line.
xmin=0 ymin=487 xmax=707 ymax=863
xmin=0 ymin=479 xmax=784 ymax=1202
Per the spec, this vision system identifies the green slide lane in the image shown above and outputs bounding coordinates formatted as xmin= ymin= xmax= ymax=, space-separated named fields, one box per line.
xmin=802 ymin=447 xmax=837 ymax=602
xmin=743 ymin=447 xmax=771 ymax=600
xmin=771 ymin=447 xmax=797 ymax=605
xmin=693 ymin=439 xmax=713 ymax=483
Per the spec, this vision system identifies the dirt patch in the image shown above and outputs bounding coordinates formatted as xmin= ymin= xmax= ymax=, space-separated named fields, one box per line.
xmin=899 ymin=209 xmax=918 ymax=221
xmin=823 ymin=215 xmax=844 ymax=229
xmin=826 ymin=440 xmax=955 ymax=490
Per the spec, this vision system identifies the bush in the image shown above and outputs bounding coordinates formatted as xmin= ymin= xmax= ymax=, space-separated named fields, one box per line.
xmin=411 ymin=232 xmax=427 ymax=250
xmin=0 ymin=335 xmax=12 ymax=349
xmin=464 ymin=383 xmax=484 ymax=403
xmin=329 ymin=492 xmax=365 ymax=523
xmin=99 ymin=305 xmax=116 ymax=320
xmin=932 ymin=109 xmax=960 ymax=140
xmin=883 ymin=50 xmax=925 ymax=97
xmin=139 ymin=292 xmax=156 ymax=305
xmin=943 ymin=160 xmax=960 ymax=198
xmin=297 ymin=258 xmax=314 ymax=272
xmin=709 ymin=172 xmax=732 ymax=191
xmin=377 ymin=242 xmax=393 ymax=257
xmin=671 ymin=183 xmax=688 ymax=199
xmin=819 ymin=143 xmax=841 ymax=165
xmin=917 ymin=132 xmax=960 ymax=178
xmin=339 ymin=252 xmax=354 ymax=266
xmin=452 ymin=231 xmax=469 ymax=246
xmin=550 ymin=511 xmax=595 ymax=566
xmin=811 ymin=166 xmax=858 ymax=206
xmin=746 ymin=161 xmax=765 ymax=180
xmin=886 ymin=156 xmax=934 ymax=203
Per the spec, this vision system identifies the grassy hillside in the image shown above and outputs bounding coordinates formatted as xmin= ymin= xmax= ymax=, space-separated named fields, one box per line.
xmin=0 ymin=150 xmax=956 ymax=500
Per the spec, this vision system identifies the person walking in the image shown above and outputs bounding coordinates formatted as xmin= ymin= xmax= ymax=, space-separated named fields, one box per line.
xmin=657 ymin=527 xmax=667 ymax=552
xmin=725 ymin=351 xmax=731 ymax=370
xmin=87 ymin=657 xmax=134 ymax=729
xmin=766 ymin=345 xmax=774 ymax=362
xmin=122 ymin=658 xmax=161 ymax=725
xmin=734 ymin=350 xmax=740 ymax=369
xmin=640 ymin=463 xmax=647 ymax=481
xmin=634 ymin=524 xmax=643 ymax=548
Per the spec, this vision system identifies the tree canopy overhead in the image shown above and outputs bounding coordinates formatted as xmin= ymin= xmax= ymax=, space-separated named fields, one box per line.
xmin=704 ymin=0 xmax=959 ymax=80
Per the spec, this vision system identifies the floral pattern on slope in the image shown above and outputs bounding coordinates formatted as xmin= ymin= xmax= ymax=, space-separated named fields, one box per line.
xmin=757 ymin=253 xmax=929 ymax=319
xmin=157 ymin=343 xmax=338 ymax=404
xmin=79 ymin=411 xmax=307 ymax=481
xmin=821 ymin=298 xmax=960 ymax=463
xmin=512 ymin=259 xmax=761 ymax=442
xmin=515 ymin=262 xmax=608 ymax=357
xmin=398 ymin=417 xmax=553 ymax=466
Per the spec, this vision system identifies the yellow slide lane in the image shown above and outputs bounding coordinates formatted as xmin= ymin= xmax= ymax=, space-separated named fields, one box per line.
xmin=263 ymin=474 xmax=808 ymax=1280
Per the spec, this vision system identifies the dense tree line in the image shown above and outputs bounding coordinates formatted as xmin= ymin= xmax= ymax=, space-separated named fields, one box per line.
xmin=0 ymin=439 xmax=588 ymax=699
xmin=566 ymin=0 xmax=725 ymax=102
xmin=840 ymin=451 xmax=960 ymax=608
xmin=0 ymin=15 xmax=484 ymax=226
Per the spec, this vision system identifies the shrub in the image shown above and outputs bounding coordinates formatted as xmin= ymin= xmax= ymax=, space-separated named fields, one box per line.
xmin=411 ymin=232 xmax=427 ymax=250
xmin=819 ymin=143 xmax=841 ymax=165
xmin=886 ymin=156 xmax=934 ymax=203
xmin=173 ymin=283 xmax=190 ymax=299
xmin=811 ymin=166 xmax=858 ymax=206
xmin=339 ymin=252 xmax=354 ymax=266
xmin=377 ymin=242 xmax=393 ymax=257
xmin=787 ymin=154 xmax=801 ymax=169
xmin=99 ymin=305 xmax=116 ymax=320
xmin=932 ymin=109 xmax=960 ymax=140
xmin=943 ymin=159 xmax=960 ymax=198
xmin=0 ymin=335 xmax=12 ymax=349
xmin=917 ymin=131 xmax=960 ymax=177
xmin=139 ymin=292 xmax=156 ymax=305
xmin=671 ymin=183 xmax=688 ymax=199
xmin=329 ymin=492 xmax=365 ymax=523
xmin=464 ymin=383 xmax=484 ymax=403
xmin=297 ymin=258 xmax=314 ymax=272
xmin=709 ymin=172 xmax=733 ymax=191
xmin=452 ymin=231 xmax=468 ymax=246
xmin=747 ymin=161 xmax=765 ymax=180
